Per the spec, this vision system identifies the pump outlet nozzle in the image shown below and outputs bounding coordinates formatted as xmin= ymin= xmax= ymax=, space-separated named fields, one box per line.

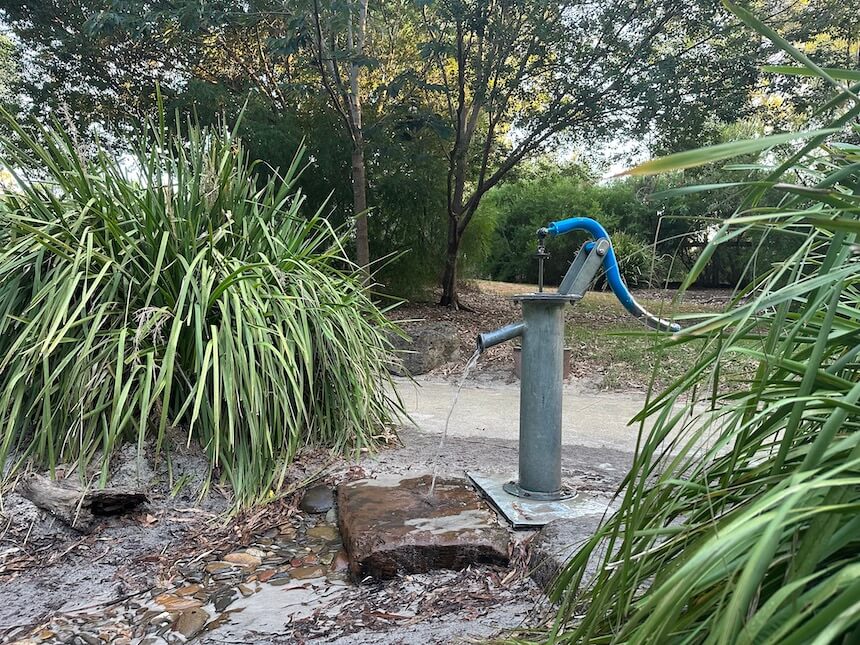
xmin=476 ymin=321 xmax=526 ymax=352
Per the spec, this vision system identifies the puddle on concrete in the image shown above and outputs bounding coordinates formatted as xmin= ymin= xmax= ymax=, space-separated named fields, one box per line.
xmin=20 ymin=515 xmax=349 ymax=644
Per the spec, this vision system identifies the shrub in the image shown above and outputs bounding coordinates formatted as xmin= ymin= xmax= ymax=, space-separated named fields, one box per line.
xmin=479 ymin=170 xmax=669 ymax=288
xmin=601 ymin=230 xmax=666 ymax=289
xmin=0 ymin=115 xmax=401 ymax=505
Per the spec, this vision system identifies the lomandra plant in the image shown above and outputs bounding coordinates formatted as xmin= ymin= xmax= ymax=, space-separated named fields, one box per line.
xmin=0 ymin=113 xmax=401 ymax=505
xmin=518 ymin=3 xmax=860 ymax=644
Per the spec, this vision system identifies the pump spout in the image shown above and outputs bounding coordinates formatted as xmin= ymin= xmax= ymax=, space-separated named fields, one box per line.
xmin=476 ymin=321 xmax=526 ymax=353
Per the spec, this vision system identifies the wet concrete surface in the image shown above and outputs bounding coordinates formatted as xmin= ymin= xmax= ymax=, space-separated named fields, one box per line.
xmin=394 ymin=376 xmax=663 ymax=453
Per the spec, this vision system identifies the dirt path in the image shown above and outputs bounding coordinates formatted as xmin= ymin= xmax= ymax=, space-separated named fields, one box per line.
xmin=395 ymin=376 xmax=662 ymax=453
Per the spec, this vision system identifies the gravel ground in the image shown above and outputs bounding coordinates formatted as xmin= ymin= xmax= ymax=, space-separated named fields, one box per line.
xmin=0 ymin=423 xmax=631 ymax=644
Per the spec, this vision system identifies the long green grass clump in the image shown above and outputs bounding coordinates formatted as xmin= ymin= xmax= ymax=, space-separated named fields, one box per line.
xmin=520 ymin=4 xmax=860 ymax=643
xmin=0 ymin=114 xmax=400 ymax=505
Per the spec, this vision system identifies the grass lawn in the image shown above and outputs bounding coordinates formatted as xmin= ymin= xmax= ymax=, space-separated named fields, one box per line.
xmin=564 ymin=290 xmax=718 ymax=390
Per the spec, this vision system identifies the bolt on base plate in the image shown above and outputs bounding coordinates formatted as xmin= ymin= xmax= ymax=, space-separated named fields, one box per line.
xmin=468 ymin=471 xmax=609 ymax=530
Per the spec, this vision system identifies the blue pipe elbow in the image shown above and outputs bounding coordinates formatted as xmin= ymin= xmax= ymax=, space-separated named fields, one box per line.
xmin=546 ymin=217 xmax=681 ymax=333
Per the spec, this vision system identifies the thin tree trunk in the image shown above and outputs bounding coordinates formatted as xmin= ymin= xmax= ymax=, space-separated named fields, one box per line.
xmin=346 ymin=0 xmax=370 ymax=270
xmin=352 ymin=135 xmax=370 ymax=268
xmin=439 ymin=216 xmax=460 ymax=307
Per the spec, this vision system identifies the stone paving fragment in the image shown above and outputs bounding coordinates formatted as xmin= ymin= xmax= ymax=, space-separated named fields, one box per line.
xmin=291 ymin=565 xmax=326 ymax=579
xmin=223 ymin=551 xmax=261 ymax=568
xmin=175 ymin=607 xmax=209 ymax=638
xmin=338 ymin=474 xmax=510 ymax=579
xmin=307 ymin=525 xmax=339 ymax=541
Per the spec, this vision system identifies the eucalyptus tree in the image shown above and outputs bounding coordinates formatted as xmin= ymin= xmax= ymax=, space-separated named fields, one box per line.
xmin=416 ymin=0 xmax=777 ymax=307
xmin=123 ymin=0 xmax=430 ymax=270
xmin=303 ymin=0 xmax=434 ymax=269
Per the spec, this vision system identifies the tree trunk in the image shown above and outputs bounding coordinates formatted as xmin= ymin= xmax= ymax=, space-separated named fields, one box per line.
xmin=439 ymin=216 xmax=461 ymax=307
xmin=352 ymin=137 xmax=370 ymax=269
xmin=348 ymin=0 xmax=370 ymax=271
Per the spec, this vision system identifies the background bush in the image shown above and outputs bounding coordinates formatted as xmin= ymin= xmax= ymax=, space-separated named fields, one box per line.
xmin=478 ymin=167 xmax=668 ymax=288
xmin=476 ymin=145 xmax=802 ymax=291
xmin=0 ymin=114 xmax=401 ymax=505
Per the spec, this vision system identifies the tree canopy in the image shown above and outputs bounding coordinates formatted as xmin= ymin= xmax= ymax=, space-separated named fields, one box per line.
xmin=0 ymin=0 xmax=852 ymax=300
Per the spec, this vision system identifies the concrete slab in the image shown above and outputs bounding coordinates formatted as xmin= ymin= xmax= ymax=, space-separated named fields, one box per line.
xmin=337 ymin=474 xmax=510 ymax=579
xmin=528 ymin=515 xmax=607 ymax=593
xmin=468 ymin=471 xmax=609 ymax=529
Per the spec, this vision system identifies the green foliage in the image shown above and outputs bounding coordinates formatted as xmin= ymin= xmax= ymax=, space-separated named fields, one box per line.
xmin=541 ymin=133 xmax=860 ymax=645
xmin=1 ymin=0 xmax=797 ymax=302
xmin=366 ymin=103 xmax=451 ymax=296
xmin=529 ymin=11 xmax=860 ymax=641
xmin=170 ymin=80 xmax=458 ymax=297
xmin=479 ymin=168 xmax=665 ymax=287
xmin=168 ymin=80 xmax=353 ymax=228
xmin=0 ymin=35 xmax=17 ymax=108
xmin=600 ymin=231 xmax=663 ymax=289
xmin=478 ymin=118 xmax=807 ymax=291
xmin=0 ymin=114 xmax=401 ymax=506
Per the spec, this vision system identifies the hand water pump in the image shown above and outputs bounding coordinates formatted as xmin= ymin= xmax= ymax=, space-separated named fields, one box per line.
xmin=469 ymin=217 xmax=679 ymax=528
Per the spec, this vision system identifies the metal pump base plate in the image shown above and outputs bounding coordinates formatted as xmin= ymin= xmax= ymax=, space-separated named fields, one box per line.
xmin=468 ymin=471 xmax=607 ymax=529
xmin=502 ymin=480 xmax=575 ymax=501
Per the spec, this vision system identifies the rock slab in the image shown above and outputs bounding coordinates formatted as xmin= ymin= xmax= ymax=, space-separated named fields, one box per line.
xmin=528 ymin=514 xmax=605 ymax=592
xmin=388 ymin=322 xmax=459 ymax=376
xmin=338 ymin=475 xmax=509 ymax=579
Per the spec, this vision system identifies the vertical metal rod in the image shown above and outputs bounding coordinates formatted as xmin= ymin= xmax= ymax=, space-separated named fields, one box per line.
xmin=517 ymin=299 xmax=565 ymax=494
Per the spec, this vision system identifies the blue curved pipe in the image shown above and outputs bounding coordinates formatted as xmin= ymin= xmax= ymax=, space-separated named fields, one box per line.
xmin=545 ymin=217 xmax=680 ymax=333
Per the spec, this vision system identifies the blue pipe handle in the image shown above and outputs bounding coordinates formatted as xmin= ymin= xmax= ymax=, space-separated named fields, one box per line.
xmin=545 ymin=217 xmax=681 ymax=333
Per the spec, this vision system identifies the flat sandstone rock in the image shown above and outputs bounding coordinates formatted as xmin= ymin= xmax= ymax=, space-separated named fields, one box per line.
xmin=338 ymin=475 xmax=510 ymax=579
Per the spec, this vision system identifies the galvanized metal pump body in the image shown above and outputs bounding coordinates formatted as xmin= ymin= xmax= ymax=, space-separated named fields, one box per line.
xmin=505 ymin=293 xmax=572 ymax=498
xmin=474 ymin=217 xmax=680 ymax=512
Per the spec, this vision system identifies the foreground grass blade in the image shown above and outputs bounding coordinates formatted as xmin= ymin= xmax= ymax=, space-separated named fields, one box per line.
xmin=515 ymin=16 xmax=860 ymax=645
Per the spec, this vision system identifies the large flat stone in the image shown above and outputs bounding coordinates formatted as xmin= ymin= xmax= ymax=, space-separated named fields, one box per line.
xmin=337 ymin=475 xmax=510 ymax=579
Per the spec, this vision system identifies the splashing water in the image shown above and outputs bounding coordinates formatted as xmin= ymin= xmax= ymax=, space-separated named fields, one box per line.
xmin=428 ymin=347 xmax=482 ymax=496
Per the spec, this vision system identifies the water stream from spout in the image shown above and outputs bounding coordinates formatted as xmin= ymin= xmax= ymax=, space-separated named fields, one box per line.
xmin=428 ymin=347 xmax=482 ymax=496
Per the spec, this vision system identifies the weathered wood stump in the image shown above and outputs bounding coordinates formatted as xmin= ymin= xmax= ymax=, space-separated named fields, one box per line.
xmin=17 ymin=473 xmax=148 ymax=532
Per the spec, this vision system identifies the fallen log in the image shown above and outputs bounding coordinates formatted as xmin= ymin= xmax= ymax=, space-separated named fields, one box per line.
xmin=17 ymin=473 xmax=148 ymax=532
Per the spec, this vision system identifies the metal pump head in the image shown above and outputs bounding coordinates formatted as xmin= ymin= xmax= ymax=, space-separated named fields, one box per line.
xmin=545 ymin=217 xmax=681 ymax=333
